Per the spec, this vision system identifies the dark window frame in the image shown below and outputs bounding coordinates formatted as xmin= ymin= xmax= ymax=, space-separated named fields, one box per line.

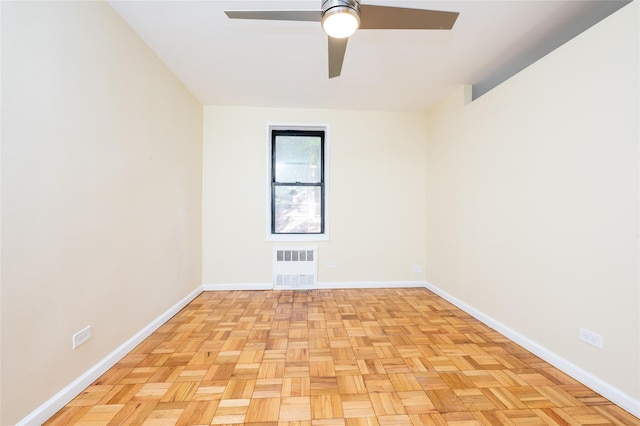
xmin=271 ymin=129 xmax=325 ymax=235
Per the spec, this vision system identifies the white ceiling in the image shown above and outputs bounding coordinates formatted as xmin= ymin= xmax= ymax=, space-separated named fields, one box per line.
xmin=109 ymin=0 xmax=629 ymax=112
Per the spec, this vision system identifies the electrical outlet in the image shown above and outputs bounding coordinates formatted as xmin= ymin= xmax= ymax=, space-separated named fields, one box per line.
xmin=579 ymin=327 xmax=603 ymax=349
xmin=412 ymin=265 xmax=423 ymax=273
xmin=72 ymin=326 xmax=92 ymax=349
xmin=327 ymin=261 xmax=337 ymax=269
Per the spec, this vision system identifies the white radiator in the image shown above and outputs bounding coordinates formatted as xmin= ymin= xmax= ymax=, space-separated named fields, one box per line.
xmin=273 ymin=247 xmax=318 ymax=290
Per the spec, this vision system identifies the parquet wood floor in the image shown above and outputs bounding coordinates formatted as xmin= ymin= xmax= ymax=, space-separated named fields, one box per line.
xmin=45 ymin=288 xmax=639 ymax=425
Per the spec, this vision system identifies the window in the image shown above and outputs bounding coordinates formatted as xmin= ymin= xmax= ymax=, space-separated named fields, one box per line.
xmin=270 ymin=128 xmax=326 ymax=237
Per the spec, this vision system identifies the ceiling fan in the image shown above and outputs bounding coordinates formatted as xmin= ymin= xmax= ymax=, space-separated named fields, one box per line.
xmin=225 ymin=0 xmax=459 ymax=78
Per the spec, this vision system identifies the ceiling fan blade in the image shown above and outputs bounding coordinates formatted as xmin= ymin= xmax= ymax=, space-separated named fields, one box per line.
xmin=225 ymin=10 xmax=321 ymax=22
xmin=328 ymin=36 xmax=348 ymax=79
xmin=359 ymin=5 xmax=459 ymax=30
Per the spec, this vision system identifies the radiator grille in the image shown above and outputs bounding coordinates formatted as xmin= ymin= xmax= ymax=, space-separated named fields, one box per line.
xmin=273 ymin=248 xmax=317 ymax=290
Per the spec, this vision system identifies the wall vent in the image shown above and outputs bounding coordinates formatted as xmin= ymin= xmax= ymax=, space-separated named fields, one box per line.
xmin=273 ymin=247 xmax=318 ymax=290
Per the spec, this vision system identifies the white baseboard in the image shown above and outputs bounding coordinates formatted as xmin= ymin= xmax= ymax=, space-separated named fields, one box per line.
xmin=201 ymin=281 xmax=427 ymax=291
xmin=202 ymin=282 xmax=272 ymax=291
xmin=424 ymin=281 xmax=640 ymax=418
xmin=18 ymin=286 xmax=203 ymax=426
xmin=317 ymin=281 xmax=426 ymax=289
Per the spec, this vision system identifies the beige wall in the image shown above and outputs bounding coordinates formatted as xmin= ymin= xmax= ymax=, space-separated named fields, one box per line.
xmin=0 ymin=2 xmax=203 ymax=424
xmin=203 ymin=106 xmax=427 ymax=285
xmin=426 ymin=2 xmax=638 ymax=403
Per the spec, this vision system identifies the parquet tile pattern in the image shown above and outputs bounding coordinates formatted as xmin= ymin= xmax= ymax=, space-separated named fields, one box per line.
xmin=46 ymin=288 xmax=639 ymax=425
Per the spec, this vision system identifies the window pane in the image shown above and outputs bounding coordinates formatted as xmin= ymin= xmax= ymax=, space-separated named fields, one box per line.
xmin=274 ymin=135 xmax=322 ymax=183
xmin=274 ymin=185 xmax=322 ymax=233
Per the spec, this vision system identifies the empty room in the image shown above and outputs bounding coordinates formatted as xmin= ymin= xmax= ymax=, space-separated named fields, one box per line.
xmin=1 ymin=0 xmax=638 ymax=424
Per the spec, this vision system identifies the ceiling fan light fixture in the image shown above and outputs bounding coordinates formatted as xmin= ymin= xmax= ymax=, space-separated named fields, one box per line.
xmin=322 ymin=1 xmax=360 ymax=38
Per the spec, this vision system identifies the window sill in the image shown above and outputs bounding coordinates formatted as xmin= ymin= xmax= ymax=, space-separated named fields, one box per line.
xmin=267 ymin=233 xmax=329 ymax=242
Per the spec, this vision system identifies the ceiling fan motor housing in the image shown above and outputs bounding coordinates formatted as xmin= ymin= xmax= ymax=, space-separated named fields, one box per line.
xmin=322 ymin=0 xmax=360 ymax=15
